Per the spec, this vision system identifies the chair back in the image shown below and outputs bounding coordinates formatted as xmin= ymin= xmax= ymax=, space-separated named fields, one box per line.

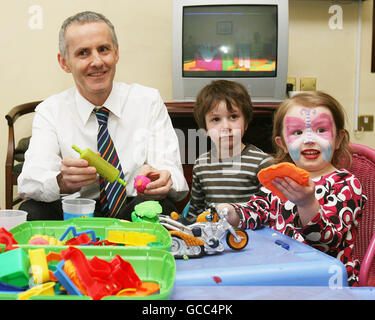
xmin=346 ymin=143 xmax=375 ymax=286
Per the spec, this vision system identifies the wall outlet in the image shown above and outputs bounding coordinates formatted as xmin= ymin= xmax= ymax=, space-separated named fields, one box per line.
xmin=300 ymin=77 xmax=316 ymax=91
xmin=287 ymin=77 xmax=297 ymax=91
xmin=358 ymin=115 xmax=374 ymax=131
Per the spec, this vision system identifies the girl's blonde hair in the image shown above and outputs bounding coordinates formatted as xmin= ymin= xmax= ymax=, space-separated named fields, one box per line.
xmin=272 ymin=91 xmax=351 ymax=168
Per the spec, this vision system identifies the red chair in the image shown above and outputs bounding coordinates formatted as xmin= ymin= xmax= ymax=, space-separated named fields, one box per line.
xmin=345 ymin=143 xmax=375 ymax=286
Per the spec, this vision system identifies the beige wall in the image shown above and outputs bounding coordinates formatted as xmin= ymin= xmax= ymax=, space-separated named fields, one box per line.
xmin=1 ymin=0 xmax=374 ymax=208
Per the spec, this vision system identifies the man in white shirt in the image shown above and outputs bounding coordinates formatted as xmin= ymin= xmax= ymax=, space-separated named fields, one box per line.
xmin=18 ymin=11 xmax=189 ymax=220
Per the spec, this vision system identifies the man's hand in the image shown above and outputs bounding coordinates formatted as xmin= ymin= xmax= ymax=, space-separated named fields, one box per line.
xmin=58 ymin=157 xmax=98 ymax=194
xmin=137 ymin=164 xmax=173 ymax=200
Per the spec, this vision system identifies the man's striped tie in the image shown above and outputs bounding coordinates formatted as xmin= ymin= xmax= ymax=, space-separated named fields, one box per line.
xmin=95 ymin=107 xmax=127 ymax=217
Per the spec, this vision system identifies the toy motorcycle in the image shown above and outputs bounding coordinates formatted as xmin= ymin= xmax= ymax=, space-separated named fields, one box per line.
xmin=159 ymin=205 xmax=249 ymax=258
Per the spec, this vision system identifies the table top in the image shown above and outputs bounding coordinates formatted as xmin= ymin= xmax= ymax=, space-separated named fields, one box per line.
xmin=170 ymin=285 xmax=375 ymax=300
xmin=174 ymin=227 xmax=348 ymax=287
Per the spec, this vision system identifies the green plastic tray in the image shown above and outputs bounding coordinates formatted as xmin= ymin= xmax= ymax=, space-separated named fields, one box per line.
xmin=0 ymin=245 xmax=176 ymax=300
xmin=9 ymin=217 xmax=171 ymax=251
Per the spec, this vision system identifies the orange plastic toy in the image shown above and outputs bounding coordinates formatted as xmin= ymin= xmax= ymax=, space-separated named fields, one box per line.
xmin=257 ymin=162 xmax=310 ymax=201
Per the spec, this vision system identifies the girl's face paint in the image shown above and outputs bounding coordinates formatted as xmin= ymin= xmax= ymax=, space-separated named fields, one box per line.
xmin=281 ymin=105 xmax=337 ymax=175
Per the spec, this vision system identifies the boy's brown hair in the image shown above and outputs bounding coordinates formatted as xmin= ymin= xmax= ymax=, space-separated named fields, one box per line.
xmin=194 ymin=80 xmax=253 ymax=130
xmin=272 ymin=91 xmax=351 ymax=168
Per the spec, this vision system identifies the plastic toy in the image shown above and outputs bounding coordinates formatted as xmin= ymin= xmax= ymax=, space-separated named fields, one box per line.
xmin=131 ymin=200 xmax=162 ymax=223
xmin=0 ymin=281 xmax=27 ymax=292
xmin=72 ymin=145 xmax=127 ymax=187
xmin=55 ymin=246 xmax=144 ymax=300
xmin=0 ymin=248 xmax=30 ymax=287
xmin=116 ymin=281 xmax=160 ymax=297
xmin=59 ymin=226 xmax=96 ymax=245
xmin=159 ymin=205 xmax=249 ymax=258
xmin=196 ymin=210 xmax=218 ymax=223
xmin=134 ymin=175 xmax=151 ymax=193
xmin=29 ymin=248 xmax=50 ymax=284
xmin=107 ymin=230 xmax=156 ymax=247
xmin=257 ymin=162 xmax=310 ymax=200
xmin=0 ymin=227 xmax=18 ymax=251
xmin=28 ymin=234 xmax=65 ymax=246
xmin=17 ymin=282 xmax=55 ymax=300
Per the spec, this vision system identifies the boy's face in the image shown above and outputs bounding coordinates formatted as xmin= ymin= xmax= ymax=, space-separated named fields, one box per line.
xmin=205 ymin=100 xmax=247 ymax=158
xmin=276 ymin=104 xmax=342 ymax=176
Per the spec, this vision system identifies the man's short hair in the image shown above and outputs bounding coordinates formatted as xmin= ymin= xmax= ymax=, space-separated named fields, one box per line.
xmin=59 ymin=11 xmax=118 ymax=58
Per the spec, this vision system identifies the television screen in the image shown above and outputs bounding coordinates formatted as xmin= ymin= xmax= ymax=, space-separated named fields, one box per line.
xmin=183 ymin=5 xmax=278 ymax=78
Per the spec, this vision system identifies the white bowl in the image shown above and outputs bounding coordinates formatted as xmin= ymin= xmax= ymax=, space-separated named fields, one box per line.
xmin=0 ymin=210 xmax=28 ymax=230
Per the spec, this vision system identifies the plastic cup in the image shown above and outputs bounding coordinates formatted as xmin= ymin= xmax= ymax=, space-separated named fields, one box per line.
xmin=62 ymin=198 xmax=96 ymax=220
xmin=0 ymin=210 xmax=28 ymax=230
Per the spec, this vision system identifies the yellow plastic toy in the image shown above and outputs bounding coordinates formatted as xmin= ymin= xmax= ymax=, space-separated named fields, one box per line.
xmin=107 ymin=230 xmax=156 ymax=247
xmin=28 ymin=248 xmax=50 ymax=284
xmin=72 ymin=145 xmax=127 ymax=187
xmin=17 ymin=282 xmax=55 ymax=300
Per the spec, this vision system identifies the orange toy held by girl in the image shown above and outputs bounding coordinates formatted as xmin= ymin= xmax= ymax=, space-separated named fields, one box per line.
xmin=257 ymin=162 xmax=310 ymax=201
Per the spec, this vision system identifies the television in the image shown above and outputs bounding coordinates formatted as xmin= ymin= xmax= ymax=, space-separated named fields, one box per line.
xmin=172 ymin=0 xmax=289 ymax=103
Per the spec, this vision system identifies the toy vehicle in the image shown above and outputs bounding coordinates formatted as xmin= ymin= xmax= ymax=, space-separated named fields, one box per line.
xmin=159 ymin=206 xmax=248 ymax=258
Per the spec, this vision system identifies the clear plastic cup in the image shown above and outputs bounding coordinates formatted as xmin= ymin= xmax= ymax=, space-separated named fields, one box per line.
xmin=62 ymin=198 xmax=96 ymax=220
xmin=0 ymin=210 xmax=28 ymax=230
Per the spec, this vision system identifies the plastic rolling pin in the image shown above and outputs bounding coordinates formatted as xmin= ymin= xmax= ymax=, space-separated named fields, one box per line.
xmin=72 ymin=145 xmax=127 ymax=187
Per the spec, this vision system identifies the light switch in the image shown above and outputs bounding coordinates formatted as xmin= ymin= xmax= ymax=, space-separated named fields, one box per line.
xmin=358 ymin=115 xmax=374 ymax=131
xmin=300 ymin=77 xmax=316 ymax=91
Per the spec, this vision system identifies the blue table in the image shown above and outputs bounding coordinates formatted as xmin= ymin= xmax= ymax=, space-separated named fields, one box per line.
xmin=175 ymin=227 xmax=348 ymax=287
xmin=170 ymin=285 xmax=375 ymax=300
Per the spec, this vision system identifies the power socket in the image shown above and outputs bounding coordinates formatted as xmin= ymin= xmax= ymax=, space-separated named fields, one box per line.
xmin=358 ymin=115 xmax=374 ymax=131
xmin=287 ymin=77 xmax=296 ymax=91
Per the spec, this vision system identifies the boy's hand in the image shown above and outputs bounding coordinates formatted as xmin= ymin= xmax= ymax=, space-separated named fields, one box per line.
xmin=58 ymin=157 xmax=98 ymax=194
xmin=137 ymin=164 xmax=173 ymax=200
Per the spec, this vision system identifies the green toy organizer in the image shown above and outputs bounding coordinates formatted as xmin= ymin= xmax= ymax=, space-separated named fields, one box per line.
xmin=0 ymin=245 xmax=176 ymax=300
xmin=9 ymin=217 xmax=171 ymax=251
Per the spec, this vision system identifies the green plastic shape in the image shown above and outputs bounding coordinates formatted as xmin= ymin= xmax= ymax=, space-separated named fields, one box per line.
xmin=0 ymin=248 xmax=30 ymax=287
xmin=72 ymin=145 xmax=127 ymax=187
xmin=131 ymin=201 xmax=162 ymax=223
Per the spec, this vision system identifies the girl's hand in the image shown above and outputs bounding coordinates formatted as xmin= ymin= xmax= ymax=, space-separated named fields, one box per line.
xmin=216 ymin=203 xmax=239 ymax=227
xmin=272 ymin=177 xmax=320 ymax=225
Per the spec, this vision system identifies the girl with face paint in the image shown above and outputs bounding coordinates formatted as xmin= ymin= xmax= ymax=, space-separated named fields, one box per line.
xmin=217 ymin=91 xmax=367 ymax=286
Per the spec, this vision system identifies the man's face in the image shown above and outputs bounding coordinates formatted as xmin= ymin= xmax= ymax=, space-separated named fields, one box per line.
xmin=58 ymin=21 xmax=119 ymax=105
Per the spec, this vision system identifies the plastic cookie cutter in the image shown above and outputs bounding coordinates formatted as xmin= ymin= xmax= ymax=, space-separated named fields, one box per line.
xmin=59 ymin=247 xmax=117 ymax=300
xmin=59 ymin=226 xmax=97 ymax=245
xmin=28 ymin=234 xmax=65 ymax=246
xmin=28 ymin=248 xmax=50 ymax=284
xmin=0 ymin=227 xmax=18 ymax=252
xmin=17 ymin=282 xmax=56 ymax=300
xmin=107 ymin=230 xmax=157 ymax=247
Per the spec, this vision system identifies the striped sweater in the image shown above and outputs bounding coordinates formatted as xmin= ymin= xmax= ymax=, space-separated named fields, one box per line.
xmin=187 ymin=144 xmax=273 ymax=221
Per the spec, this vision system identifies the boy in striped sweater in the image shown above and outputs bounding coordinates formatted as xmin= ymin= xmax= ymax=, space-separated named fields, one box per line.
xmin=186 ymin=80 xmax=273 ymax=222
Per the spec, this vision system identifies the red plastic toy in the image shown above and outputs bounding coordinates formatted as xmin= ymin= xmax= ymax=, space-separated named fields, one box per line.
xmin=0 ymin=228 xmax=18 ymax=252
xmin=60 ymin=247 xmax=142 ymax=300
